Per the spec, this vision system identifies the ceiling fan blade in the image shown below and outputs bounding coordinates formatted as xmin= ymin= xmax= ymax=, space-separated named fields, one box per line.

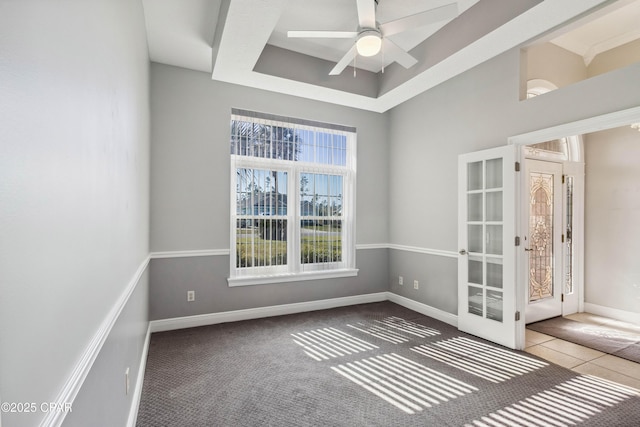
xmin=356 ymin=0 xmax=376 ymax=29
xmin=379 ymin=3 xmax=458 ymax=37
xmin=287 ymin=30 xmax=358 ymax=39
xmin=329 ymin=45 xmax=358 ymax=76
xmin=383 ymin=39 xmax=418 ymax=69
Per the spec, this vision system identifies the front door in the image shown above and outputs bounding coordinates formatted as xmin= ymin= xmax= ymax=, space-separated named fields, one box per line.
xmin=523 ymin=159 xmax=563 ymax=324
xmin=458 ymin=145 xmax=518 ymax=349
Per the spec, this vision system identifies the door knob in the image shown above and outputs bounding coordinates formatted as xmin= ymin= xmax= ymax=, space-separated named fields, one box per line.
xmin=459 ymin=249 xmax=467 ymax=255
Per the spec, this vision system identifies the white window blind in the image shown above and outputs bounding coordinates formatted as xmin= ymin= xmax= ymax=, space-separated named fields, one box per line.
xmin=229 ymin=109 xmax=357 ymax=285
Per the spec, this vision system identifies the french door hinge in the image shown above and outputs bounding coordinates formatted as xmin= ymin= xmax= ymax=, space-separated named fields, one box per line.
xmin=561 ymin=294 xmax=565 ymax=303
xmin=562 ymin=174 xmax=566 ymax=184
xmin=515 ymin=236 xmax=520 ymax=246
xmin=515 ymin=311 xmax=521 ymax=321
xmin=515 ymin=161 xmax=521 ymax=172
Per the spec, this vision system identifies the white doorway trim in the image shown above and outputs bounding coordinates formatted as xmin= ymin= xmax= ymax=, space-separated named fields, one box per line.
xmin=507 ymin=105 xmax=640 ymax=350
xmin=509 ymin=106 xmax=640 ymax=146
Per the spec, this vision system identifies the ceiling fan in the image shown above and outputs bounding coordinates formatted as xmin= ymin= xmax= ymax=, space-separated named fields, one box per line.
xmin=287 ymin=0 xmax=459 ymax=75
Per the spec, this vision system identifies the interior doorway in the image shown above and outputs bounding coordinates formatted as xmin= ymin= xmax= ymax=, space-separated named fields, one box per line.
xmin=518 ymin=137 xmax=584 ymax=328
xmin=510 ymin=105 xmax=640 ymax=350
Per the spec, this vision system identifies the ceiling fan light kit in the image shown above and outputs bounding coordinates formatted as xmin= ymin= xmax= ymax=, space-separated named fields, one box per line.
xmin=356 ymin=30 xmax=382 ymax=56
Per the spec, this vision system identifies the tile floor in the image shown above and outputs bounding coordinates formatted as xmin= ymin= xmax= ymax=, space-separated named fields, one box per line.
xmin=525 ymin=312 xmax=640 ymax=391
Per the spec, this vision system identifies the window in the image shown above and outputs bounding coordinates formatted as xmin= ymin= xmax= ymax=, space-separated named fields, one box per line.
xmin=228 ymin=109 xmax=357 ymax=286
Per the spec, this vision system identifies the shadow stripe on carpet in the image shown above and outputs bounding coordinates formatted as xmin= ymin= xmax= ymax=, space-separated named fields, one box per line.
xmin=412 ymin=337 xmax=548 ymax=383
xmin=465 ymin=375 xmax=639 ymax=427
xmin=332 ymin=353 xmax=478 ymax=414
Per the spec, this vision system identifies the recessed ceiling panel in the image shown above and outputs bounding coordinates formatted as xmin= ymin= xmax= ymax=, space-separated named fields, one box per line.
xmin=268 ymin=0 xmax=480 ymax=73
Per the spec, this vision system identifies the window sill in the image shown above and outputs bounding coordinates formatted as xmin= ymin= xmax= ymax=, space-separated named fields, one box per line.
xmin=227 ymin=269 xmax=359 ymax=287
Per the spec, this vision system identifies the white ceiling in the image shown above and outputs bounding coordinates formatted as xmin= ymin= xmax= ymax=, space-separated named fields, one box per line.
xmin=550 ymin=0 xmax=640 ymax=66
xmin=142 ymin=0 xmax=219 ymax=73
xmin=142 ymin=0 xmax=637 ymax=113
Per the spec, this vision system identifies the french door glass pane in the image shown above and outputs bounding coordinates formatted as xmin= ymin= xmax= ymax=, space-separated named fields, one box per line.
xmin=468 ymin=286 xmax=483 ymax=317
xmin=468 ymin=225 xmax=483 ymax=253
xmin=466 ymin=156 xmax=504 ymax=324
xmin=486 ymin=259 xmax=503 ymax=289
xmin=468 ymin=256 xmax=483 ymax=285
xmin=486 ymin=290 xmax=503 ymax=322
xmin=486 ymin=158 xmax=503 ymax=188
xmin=468 ymin=193 xmax=483 ymax=221
xmin=486 ymin=225 xmax=503 ymax=255
xmin=486 ymin=191 xmax=503 ymax=221
xmin=468 ymin=161 xmax=483 ymax=191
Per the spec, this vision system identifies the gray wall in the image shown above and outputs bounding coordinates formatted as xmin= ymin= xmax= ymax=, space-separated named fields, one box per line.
xmin=0 ymin=1 xmax=150 ymax=426
xmin=149 ymin=251 xmax=388 ymax=320
xmin=584 ymin=127 xmax=640 ymax=313
xmin=149 ymin=63 xmax=390 ymax=319
xmin=388 ymin=47 xmax=640 ymax=315
xmin=64 ymin=269 xmax=149 ymax=427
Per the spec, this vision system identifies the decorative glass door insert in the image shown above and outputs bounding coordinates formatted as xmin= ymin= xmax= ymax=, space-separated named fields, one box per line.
xmin=528 ymin=172 xmax=554 ymax=302
xmin=523 ymin=159 xmax=563 ymax=324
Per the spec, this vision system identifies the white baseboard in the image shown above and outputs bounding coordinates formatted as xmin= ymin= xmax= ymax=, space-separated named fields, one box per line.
xmin=149 ymin=292 xmax=389 ymax=332
xmin=584 ymin=302 xmax=640 ymax=325
xmin=149 ymin=292 xmax=458 ymax=333
xmin=386 ymin=292 xmax=458 ymax=327
xmin=127 ymin=325 xmax=151 ymax=427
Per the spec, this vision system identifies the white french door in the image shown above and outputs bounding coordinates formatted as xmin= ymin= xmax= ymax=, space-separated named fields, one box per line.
xmin=523 ymin=159 xmax=563 ymax=323
xmin=458 ymin=145 xmax=518 ymax=349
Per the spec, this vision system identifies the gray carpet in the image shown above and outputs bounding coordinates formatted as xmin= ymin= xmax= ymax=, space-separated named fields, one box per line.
xmin=136 ymin=302 xmax=640 ymax=426
xmin=528 ymin=316 xmax=640 ymax=364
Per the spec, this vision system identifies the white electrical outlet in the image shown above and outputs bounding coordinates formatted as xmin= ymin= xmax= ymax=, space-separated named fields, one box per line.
xmin=187 ymin=290 xmax=195 ymax=302
xmin=414 ymin=280 xmax=419 ymax=290
xmin=125 ymin=367 xmax=130 ymax=395
xmin=399 ymin=276 xmax=403 ymax=285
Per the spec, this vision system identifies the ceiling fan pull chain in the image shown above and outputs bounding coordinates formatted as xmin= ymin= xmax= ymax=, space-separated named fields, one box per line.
xmin=353 ymin=51 xmax=357 ymax=78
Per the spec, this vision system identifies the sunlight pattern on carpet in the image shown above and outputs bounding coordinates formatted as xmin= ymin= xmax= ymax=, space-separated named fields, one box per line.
xmin=347 ymin=316 xmax=441 ymax=343
xmin=291 ymin=327 xmax=378 ymax=361
xmin=332 ymin=353 xmax=477 ymax=414
xmin=412 ymin=337 xmax=548 ymax=383
xmin=374 ymin=316 xmax=442 ymax=338
xmin=465 ymin=375 xmax=640 ymax=426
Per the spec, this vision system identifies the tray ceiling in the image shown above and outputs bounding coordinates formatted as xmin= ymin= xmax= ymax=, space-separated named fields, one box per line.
xmin=142 ymin=0 xmax=636 ymax=112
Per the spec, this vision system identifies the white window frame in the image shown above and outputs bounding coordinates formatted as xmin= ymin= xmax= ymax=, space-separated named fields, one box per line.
xmin=228 ymin=110 xmax=358 ymax=286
